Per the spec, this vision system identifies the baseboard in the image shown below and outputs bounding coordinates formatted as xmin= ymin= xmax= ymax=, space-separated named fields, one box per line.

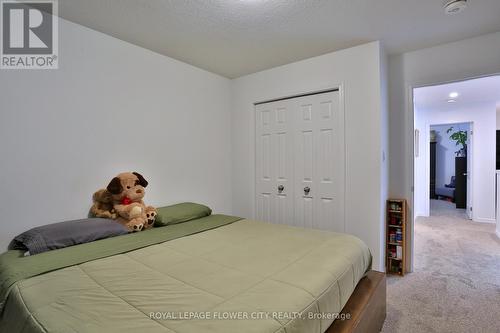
xmin=473 ymin=217 xmax=496 ymax=224
xmin=496 ymin=230 xmax=500 ymax=239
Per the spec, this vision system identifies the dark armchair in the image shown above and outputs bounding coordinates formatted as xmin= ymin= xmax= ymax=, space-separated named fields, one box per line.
xmin=435 ymin=176 xmax=455 ymax=201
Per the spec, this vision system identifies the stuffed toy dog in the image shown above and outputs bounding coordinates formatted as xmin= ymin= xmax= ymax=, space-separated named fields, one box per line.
xmin=90 ymin=189 xmax=117 ymax=219
xmin=106 ymin=172 xmax=157 ymax=232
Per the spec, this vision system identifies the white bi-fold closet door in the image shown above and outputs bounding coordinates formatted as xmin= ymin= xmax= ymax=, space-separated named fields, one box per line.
xmin=255 ymin=90 xmax=345 ymax=232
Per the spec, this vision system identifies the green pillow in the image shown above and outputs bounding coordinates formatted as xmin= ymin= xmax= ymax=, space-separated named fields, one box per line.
xmin=154 ymin=202 xmax=212 ymax=226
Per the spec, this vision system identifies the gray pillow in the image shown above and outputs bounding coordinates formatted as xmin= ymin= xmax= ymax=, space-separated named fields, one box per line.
xmin=8 ymin=218 xmax=128 ymax=255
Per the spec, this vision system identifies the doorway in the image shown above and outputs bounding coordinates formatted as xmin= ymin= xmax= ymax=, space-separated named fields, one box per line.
xmin=413 ymin=76 xmax=498 ymax=223
xmin=410 ymin=75 xmax=500 ymax=272
xmin=429 ymin=122 xmax=472 ymax=218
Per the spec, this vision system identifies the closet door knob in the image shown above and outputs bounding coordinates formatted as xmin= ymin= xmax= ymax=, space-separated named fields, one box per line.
xmin=304 ymin=186 xmax=311 ymax=195
xmin=278 ymin=185 xmax=284 ymax=193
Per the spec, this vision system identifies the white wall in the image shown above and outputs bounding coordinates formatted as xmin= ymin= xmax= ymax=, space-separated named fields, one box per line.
xmin=389 ymin=31 xmax=500 ymax=200
xmin=389 ymin=31 xmax=500 ymax=270
xmin=496 ymin=105 xmax=500 ymax=130
xmin=497 ymin=171 xmax=500 ymax=238
xmin=414 ymin=106 xmax=427 ymax=217
xmin=231 ymin=42 xmax=388 ymax=272
xmin=379 ymin=46 xmax=390 ymax=261
xmin=0 ymin=18 xmax=233 ymax=250
xmin=414 ymin=104 xmax=495 ymax=222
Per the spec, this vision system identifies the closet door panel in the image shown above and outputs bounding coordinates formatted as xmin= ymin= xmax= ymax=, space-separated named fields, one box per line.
xmin=255 ymin=100 xmax=294 ymax=224
xmin=273 ymin=101 xmax=294 ymax=225
xmin=316 ymin=93 xmax=344 ymax=232
xmin=294 ymin=91 xmax=344 ymax=232
xmin=295 ymin=103 xmax=314 ymax=227
xmin=256 ymin=104 xmax=273 ymax=223
xmin=256 ymin=193 xmax=272 ymax=222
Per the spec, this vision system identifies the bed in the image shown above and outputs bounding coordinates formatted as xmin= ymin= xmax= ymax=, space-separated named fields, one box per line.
xmin=0 ymin=214 xmax=379 ymax=333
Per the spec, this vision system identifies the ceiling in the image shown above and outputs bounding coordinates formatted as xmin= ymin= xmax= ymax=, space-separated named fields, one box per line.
xmin=414 ymin=75 xmax=500 ymax=111
xmin=58 ymin=0 xmax=500 ymax=78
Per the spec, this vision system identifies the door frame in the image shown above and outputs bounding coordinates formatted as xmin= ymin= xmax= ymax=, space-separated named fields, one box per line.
xmin=418 ymin=121 xmax=473 ymax=218
xmin=253 ymin=84 xmax=346 ymax=227
xmin=407 ymin=73 xmax=499 ymax=272
xmin=466 ymin=124 xmax=473 ymax=219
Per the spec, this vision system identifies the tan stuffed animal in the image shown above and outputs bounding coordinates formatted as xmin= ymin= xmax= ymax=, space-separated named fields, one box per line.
xmin=106 ymin=172 xmax=157 ymax=232
xmin=90 ymin=189 xmax=117 ymax=219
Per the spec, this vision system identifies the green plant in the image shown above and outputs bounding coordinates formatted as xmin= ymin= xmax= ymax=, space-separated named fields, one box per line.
xmin=446 ymin=126 xmax=467 ymax=156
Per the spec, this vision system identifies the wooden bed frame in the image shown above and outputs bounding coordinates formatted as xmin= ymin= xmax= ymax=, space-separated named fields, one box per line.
xmin=326 ymin=271 xmax=386 ymax=333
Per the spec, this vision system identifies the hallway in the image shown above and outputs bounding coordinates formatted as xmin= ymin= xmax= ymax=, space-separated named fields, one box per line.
xmin=430 ymin=199 xmax=468 ymax=219
xmin=381 ymin=200 xmax=500 ymax=332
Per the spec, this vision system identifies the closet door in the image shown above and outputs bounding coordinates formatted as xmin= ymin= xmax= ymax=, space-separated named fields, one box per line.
xmin=294 ymin=91 xmax=345 ymax=232
xmin=255 ymin=100 xmax=294 ymax=224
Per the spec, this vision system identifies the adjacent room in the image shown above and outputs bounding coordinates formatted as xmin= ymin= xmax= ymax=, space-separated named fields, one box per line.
xmin=386 ymin=76 xmax=500 ymax=332
xmin=0 ymin=1 xmax=499 ymax=333
xmin=429 ymin=122 xmax=471 ymax=215
xmin=413 ymin=76 xmax=500 ymax=222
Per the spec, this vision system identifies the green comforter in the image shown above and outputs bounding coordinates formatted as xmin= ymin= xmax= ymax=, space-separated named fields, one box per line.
xmin=0 ymin=216 xmax=371 ymax=333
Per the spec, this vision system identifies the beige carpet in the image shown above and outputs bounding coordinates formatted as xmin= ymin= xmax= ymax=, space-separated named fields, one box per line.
xmin=381 ymin=200 xmax=500 ymax=333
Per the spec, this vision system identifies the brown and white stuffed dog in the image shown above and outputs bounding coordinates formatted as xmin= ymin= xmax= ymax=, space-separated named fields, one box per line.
xmin=106 ymin=172 xmax=157 ymax=232
xmin=90 ymin=189 xmax=117 ymax=219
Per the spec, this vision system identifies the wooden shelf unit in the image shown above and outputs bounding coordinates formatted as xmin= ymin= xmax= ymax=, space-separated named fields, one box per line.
xmin=386 ymin=199 xmax=407 ymax=276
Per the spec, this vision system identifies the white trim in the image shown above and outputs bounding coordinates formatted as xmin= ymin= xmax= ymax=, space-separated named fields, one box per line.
xmin=407 ymin=84 xmax=415 ymax=273
xmin=473 ymin=217 xmax=496 ymax=224
xmin=496 ymin=230 xmax=500 ymax=239
xmin=424 ymin=121 xmax=474 ymax=219
xmin=253 ymin=84 xmax=344 ymax=107
xmin=339 ymin=84 xmax=347 ymax=233
xmin=424 ymin=123 xmax=430 ymax=217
